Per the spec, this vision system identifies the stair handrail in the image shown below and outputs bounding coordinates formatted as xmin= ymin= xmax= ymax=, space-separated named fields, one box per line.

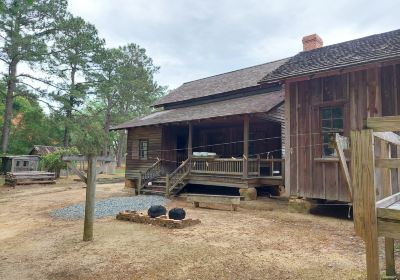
xmin=166 ymin=158 xmax=191 ymax=196
xmin=140 ymin=159 xmax=163 ymax=191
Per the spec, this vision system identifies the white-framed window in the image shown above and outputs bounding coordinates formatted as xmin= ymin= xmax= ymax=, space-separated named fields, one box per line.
xmin=321 ymin=106 xmax=344 ymax=156
xmin=139 ymin=140 xmax=148 ymax=160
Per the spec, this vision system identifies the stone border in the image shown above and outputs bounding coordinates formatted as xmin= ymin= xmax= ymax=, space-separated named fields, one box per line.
xmin=116 ymin=210 xmax=201 ymax=229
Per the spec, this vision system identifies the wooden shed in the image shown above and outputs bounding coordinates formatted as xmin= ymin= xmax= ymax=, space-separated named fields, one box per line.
xmin=0 ymin=155 xmax=41 ymax=174
xmin=260 ymin=29 xmax=400 ymax=202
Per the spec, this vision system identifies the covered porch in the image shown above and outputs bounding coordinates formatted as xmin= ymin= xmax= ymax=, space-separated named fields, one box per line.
xmin=140 ymin=113 xmax=284 ymax=195
xmin=116 ymin=89 xmax=286 ymax=196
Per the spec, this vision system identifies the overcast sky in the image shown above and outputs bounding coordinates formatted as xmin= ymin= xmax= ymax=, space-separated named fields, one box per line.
xmin=68 ymin=0 xmax=399 ymax=90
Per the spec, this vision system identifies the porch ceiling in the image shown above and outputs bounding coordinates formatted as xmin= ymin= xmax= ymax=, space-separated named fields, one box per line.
xmin=112 ymin=90 xmax=283 ymax=130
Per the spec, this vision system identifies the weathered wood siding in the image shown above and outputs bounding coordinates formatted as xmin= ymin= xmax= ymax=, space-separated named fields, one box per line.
xmin=287 ymin=62 xmax=400 ymax=201
xmin=126 ymin=126 xmax=162 ymax=177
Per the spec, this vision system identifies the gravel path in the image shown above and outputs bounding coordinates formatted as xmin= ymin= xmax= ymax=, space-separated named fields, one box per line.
xmin=51 ymin=195 xmax=169 ymax=220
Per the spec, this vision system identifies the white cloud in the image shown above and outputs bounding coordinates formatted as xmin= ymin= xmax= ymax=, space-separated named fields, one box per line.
xmin=68 ymin=0 xmax=400 ymax=90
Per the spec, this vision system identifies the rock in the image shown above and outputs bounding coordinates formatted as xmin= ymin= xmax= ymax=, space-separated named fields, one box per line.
xmin=239 ymin=187 xmax=257 ymax=201
xmin=288 ymin=197 xmax=313 ymax=213
xmin=147 ymin=205 xmax=167 ymax=218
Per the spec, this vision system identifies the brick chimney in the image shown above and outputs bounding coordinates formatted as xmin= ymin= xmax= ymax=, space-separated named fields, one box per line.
xmin=302 ymin=34 xmax=323 ymax=51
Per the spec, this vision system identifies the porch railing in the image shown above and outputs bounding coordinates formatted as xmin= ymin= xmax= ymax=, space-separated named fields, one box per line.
xmin=166 ymin=158 xmax=191 ymax=196
xmin=139 ymin=159 xmax=164 ymax=193
xmin=191 ymin=158 xmax=243 ymax=175
xmin=191 ymin=157 xmax=284 ymax=177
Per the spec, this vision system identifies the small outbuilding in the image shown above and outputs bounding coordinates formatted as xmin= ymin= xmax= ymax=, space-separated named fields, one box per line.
xmin=0 ymin=155 xmax=41 ymax=174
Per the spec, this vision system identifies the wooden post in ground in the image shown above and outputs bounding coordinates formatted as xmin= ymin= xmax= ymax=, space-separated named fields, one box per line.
xmin=380 ymin=141 xmax=395 ymax=277
xmin=83 ymin=155 xmax=97 ymax=242
xmin=243 ymin=114 xmax=249 ymax=178
xmin=350 ymin=129 xmax=380 ymax=280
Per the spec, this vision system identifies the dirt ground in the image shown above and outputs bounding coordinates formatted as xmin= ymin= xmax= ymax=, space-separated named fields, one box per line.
xmin=0 ymin=179 xmax=398 ymax=280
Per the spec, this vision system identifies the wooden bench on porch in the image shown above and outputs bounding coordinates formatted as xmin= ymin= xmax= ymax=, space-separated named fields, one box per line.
xmin=186 ymin=194 xmax=241 ymax=211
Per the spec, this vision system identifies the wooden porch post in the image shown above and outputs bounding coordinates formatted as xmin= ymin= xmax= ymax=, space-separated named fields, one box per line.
xmin=188 ymin=122 xmax=193 ymax=159
xmin=243 ymin=114 xmax=249 ymax=178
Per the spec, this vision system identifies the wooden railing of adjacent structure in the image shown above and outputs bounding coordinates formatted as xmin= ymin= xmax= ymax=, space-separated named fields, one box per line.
xmin=349 ymin=116 xmax=400 ymax=279
xmin=165 ymin=158 xmax=191 ymax=196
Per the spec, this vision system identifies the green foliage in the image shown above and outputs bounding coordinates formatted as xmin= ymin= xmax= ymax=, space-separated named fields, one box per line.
xmin=0 ymin=92 xmax=64 ymax=154
xmin=41 ymin=147 xmax=79 ymax=172
xmin=0 ymin=0 xmax=68 ymax=65
xmin=0 ymin=1 xmax=166 ymax=157
xmin=70 ymin=111 xmax=107 ymax=156
xmin=46 ymin=15 xmax=105 ymax=146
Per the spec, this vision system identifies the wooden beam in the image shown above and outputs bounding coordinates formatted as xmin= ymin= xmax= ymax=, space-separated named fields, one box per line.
xmin=376 ymin=192 xmax=400 ymax=208
xmin=367 ymin=116 xmax=400 ymax=132
xmin=66 ymin=162 xmax=87 ymax=184
xmin=62 ymin=155 xmax=115 ymax=162
xmin=350 ymin=130 xmax=380 ymax=280
xmin=243 ymin=114 xmax=249 ymax=179
xmin=374 ymin=132 xmax=400 ymax=145
xmin=380 ymin=141 xmax=396 ymax=277
xmin=333 ymin=134 xmax=352 ymax=201
xmin=375 ymin=158 xmax=400 ymax=168
xmin=188 ymin=122 xmax=193 ymax=158
xmin=284 ymin=83 xmax=290 ymax=192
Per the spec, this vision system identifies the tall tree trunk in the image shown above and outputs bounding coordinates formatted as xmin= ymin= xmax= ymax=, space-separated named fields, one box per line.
xmin=116 ymin=130 xmax=125 ymax=167
xmin=103 ymin=96 xmax=113 ymax=156
xmin=1 ymin=61 xmax=18 ymax=154
xmin=64 ymin=67 xmax=76 ymax=147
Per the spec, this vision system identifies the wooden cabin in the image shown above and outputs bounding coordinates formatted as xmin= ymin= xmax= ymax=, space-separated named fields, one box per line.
xmin=113 ymin=59 xmax=289 ymax=196
xmin=260 ymin=29 xmax=400 ymax=202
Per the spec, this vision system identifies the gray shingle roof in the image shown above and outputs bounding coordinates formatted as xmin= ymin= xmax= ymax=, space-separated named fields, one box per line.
xmin=112 ymin=90 xmax=283 ymax=130
xmin=30 ymin=145 xmax=62 ymax=155
xmin=154 ymin=58 xmax=289 ymax=107
xmin=260 ymin=28 xmax=400 ymax=83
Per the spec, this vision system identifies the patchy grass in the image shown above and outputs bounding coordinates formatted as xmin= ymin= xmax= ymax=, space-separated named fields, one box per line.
xmin=114 ymin=166 xmax=125 ymax=175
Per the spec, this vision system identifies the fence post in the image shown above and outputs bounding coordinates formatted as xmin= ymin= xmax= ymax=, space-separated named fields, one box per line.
xmin=83 ymin=155 xmax=96 ymax=242
xmin=350 ymin=129 xmax=380 ymax=280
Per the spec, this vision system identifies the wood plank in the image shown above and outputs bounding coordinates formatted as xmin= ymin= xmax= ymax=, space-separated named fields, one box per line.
xmin=186 ymin=194 xmax=240 ymax=205
xmin=377 ymin=207 xmax=400 ymax=220
xmin=374 ymin=132 xmax=400 ymax=145
xmin=375 ymin=158 xmax=400 ymax=168
xmin=67 ymin=162 xmax=87 ymax=184
xmin=350 ymin=129 xmax=380 ymax=280
xmin=367 ymin=116 xmax=400 ymax=132
xmin=62 ymin=155 xmax=114 ymax=162
xmin=376 ymin=192 xmax=400 ymax=208
xmin=334 ymin=134 xmax=352 ymax=201
xmin=378 ymin=218 xmax=400 ymax=239
xmin=379 ymin=139 xmax=396 ymax=277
